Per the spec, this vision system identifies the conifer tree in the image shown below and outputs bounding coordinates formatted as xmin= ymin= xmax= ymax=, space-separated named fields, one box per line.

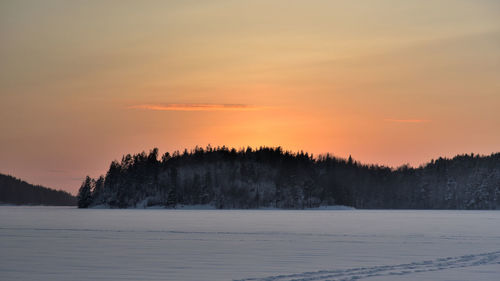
xmin=77 ymin=176 xmax=93 ymax=208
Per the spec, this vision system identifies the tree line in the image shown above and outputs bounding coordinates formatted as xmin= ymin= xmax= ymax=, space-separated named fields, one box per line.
xmin=77 ymin=146 xmax=500 ymax=209
xmin=0 ymin=173 xmax=76 ymax=206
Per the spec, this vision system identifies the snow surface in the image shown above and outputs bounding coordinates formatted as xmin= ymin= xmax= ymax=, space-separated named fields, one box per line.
xmin=1 ymin=206 xmax=499 ymax=281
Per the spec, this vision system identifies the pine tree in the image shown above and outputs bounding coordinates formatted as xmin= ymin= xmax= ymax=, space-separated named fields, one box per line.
xmin=166 ymin=188 xmax=177 ymax=208
xmin=77 ymin=176 xmax=93 ymax=208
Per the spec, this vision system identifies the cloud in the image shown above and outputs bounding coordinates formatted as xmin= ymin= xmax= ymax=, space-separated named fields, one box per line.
xmin=384 ymin=119 xmax=431 ymax=123
xmin=128 ymin=103 xmax=262 ymax=111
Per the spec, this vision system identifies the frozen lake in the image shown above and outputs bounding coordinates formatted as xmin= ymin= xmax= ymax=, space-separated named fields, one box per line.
xmin=1 ymin=207 xmax=499 ymax=281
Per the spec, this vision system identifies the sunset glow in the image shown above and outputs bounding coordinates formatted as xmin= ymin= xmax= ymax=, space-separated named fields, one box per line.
xmin=128 ymin=104 xmax=263 ymax=111
xmin=1 ymin=0 xmax=499 ymax=193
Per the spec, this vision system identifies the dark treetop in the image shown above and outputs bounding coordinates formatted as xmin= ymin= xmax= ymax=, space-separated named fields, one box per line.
xmin=0 ymin=173 xmax=76 ymax=206
xmin=78 ymin=146 xmax=500 ymax=210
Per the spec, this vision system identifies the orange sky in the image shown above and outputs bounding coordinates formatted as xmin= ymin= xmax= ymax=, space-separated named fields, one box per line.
xmin=1 ymin=0 xmax=499 ymax=194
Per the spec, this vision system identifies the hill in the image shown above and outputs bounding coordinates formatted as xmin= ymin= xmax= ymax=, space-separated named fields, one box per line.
xmin=77 ymin=146 xmax=500 ymax=209
xmin=0 ymin=174 xmax=76 ymax=206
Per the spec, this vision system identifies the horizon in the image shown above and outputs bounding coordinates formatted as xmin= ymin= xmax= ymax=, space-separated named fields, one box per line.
xmin=1 ymin=0 xmax=499 ymax=194
xmin=3 ymin=145 xmax=499 ymax=196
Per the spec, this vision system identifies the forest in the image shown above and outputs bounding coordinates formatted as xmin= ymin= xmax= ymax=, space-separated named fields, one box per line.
xmin=0 ymin=173 xmax=76 ymax=206
xmin=78 ymin=146 xmax=500 ymax=210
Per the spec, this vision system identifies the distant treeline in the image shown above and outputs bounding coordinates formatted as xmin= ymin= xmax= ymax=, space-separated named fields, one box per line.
xmin=78 ymin=146 xmax=500 ymax=210
xmin=0 ymin=174 xmax=76 ymax=206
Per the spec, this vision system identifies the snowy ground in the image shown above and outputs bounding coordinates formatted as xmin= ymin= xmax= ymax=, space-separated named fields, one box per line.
xmin=1 ymin=207 xmax=499 ymax=281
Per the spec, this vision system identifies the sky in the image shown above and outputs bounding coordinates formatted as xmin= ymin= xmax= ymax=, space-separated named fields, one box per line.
xmin=1 ymin=0 xmax=499 ymax=194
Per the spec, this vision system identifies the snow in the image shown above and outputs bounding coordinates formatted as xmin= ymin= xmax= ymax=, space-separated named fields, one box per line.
xmin=306 ymin=205 xmax=355 ymax=210
xmin=1 ymin=206 xmax=499 ymax=281
xmin=95 ymin=204 xmax=354 ymax=210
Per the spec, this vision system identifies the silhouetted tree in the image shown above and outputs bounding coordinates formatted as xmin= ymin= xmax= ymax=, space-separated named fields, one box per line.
xmin=0 ymin=174 xmax=76 ymax=206
xmin=77 ymin=147 xmax=500 ymax=210
xmin=77 ymin=176 xmax=93 ymax=208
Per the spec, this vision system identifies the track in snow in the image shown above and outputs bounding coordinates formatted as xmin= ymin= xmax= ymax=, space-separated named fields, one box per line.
xmin=235 ymin=250 xmax=500 ymax=281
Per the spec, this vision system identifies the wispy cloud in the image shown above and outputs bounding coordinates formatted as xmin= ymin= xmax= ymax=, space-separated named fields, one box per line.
xmin=384 ymin=119 xmax=431 ymax=123
xmin=128 ymin=103 xmax=262 ymax=111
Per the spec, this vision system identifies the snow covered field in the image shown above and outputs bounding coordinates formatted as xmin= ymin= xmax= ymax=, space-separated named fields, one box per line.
xmin=1 ymin=207 xmax=499 ymax=281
